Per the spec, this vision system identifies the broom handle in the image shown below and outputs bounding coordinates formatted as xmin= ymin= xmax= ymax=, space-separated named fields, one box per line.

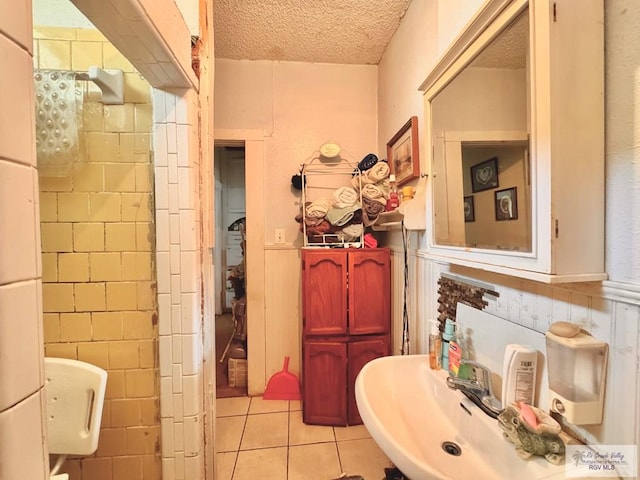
xmin=283 ymin=356 xmax=290 ymax=372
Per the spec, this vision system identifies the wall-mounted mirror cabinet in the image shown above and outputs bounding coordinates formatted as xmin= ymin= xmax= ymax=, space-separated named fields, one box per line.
xmin=420 ymin=0 xmax=605 ymax=284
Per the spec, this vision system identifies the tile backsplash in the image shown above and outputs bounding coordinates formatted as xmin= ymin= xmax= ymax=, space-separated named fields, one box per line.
xmin=430 ymin=265 xmax=640 ymax=452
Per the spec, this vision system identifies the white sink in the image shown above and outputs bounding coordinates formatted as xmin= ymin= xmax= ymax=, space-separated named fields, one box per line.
xmin=355 ymin=355 xmax=586 ymax=480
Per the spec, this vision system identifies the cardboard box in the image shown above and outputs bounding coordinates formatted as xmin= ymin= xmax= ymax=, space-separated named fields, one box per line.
xmin=228 ymin=358 xmax=248 ymax=387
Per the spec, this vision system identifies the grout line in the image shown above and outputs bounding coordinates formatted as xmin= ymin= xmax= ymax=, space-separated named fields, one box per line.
xmin=286 ymin=402 xmax=291 ymax=480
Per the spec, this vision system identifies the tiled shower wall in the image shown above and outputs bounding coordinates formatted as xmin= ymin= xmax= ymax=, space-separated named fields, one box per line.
xmin=152 ymin=87 xmax=206 ymax=480
xmin=0 ymin=5 xmax=49 ymax=479
xmin=35 ymin=26 xmax=161 ymax=479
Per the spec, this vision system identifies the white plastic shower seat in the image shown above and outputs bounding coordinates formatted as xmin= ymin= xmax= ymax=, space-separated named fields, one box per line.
xmin=44 ymin=357 xmax=108 ymax=476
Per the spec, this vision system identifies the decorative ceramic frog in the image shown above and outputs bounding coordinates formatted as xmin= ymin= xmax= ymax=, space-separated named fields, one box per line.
xmin=497 ymin=402 xmax=565 ymax=465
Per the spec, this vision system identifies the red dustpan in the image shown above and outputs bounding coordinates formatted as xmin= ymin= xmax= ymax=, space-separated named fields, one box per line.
xmin=263 ymin=356 xmax=302 ymax=400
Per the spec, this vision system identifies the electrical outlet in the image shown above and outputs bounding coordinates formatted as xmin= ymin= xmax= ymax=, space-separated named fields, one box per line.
xmin=275 ymin=228 xmax=285 ymax=244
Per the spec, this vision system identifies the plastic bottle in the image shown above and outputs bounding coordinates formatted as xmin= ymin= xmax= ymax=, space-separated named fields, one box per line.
xmin=428 ymin=320 xmax=442 ymax=370
xmin=502 ymin=344 xmax=538 ymax=407
xmin=385 ymin=174 xmax=400 ymax=211
xmin=448 ymin=326 xmax=462 ymax=378
xmin=441 ymin=319 xmax=455 ymax=371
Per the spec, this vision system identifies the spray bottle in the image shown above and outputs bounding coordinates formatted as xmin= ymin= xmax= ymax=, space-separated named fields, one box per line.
xmin=428 ymin=320 xmax=442 ymax=370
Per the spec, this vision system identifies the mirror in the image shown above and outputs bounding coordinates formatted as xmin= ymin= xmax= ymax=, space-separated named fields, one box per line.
xmin=430 ymin=9 xmax=531 ymax=252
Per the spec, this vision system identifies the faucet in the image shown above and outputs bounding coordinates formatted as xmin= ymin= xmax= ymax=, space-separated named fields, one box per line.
xmin=446 ymin=360 xmax=503 ymax=418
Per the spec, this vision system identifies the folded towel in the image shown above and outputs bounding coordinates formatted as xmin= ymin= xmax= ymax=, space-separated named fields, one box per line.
xmin=341 ymin=223 xmax=363 ymax=241
xmin=326 ymin=204 xmax=361 ymax=227
xmin=332 ymin=186 xmax=358 ymax=208
xmin=306 ymin=197 xmax=332 ymax=218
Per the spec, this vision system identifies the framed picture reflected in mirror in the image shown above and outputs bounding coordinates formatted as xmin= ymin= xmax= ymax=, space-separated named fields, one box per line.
xmin=495 ymin=187 xmax=518 ymax=221
xmin=464 ymin=195 xmax=475 ymax=222
xmin=470 ymin=157 xmax=499 ymax=193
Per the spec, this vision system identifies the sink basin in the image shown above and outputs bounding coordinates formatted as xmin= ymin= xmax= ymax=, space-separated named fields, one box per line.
xmin=355 ymin=355 xmax=584 ymax=480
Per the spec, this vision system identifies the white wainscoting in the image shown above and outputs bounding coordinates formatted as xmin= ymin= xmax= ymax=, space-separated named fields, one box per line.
xmin=410 ymin=250 xmax=640 ymax=450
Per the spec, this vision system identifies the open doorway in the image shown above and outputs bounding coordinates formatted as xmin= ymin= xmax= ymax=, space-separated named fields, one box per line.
xmin=214 ymin=144 xmax=248 ymax=398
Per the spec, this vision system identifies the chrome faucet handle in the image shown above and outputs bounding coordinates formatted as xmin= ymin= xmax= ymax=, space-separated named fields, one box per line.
xmin=459 ymin=360 xmax=494 ymax=396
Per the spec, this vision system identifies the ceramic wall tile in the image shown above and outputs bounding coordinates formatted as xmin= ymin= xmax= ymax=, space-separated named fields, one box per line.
xmin=152 ymin=89 xmax=167 ymax=123
xmin=0 ymin=2 xmax=32 ymax=52
xmin=167 ymin=122 xmax=177 ymax=154
xmin=0 ymin=37 xmax=35 ymax=167
xmin=183 ymin=415 xmax=201 ymax=456
xmin=0 ymin=162 xmax=37 ymax=285
xmin=0 ymin=391 xmax=47 ymax=480
xmin=181 ymin=292 xmax=199 ymax=335
xmin=171 ymin=304 xmax=182 ymax=335
xmin=179 ymin=209 xmax=196 ymax=251
xmin=161 ymin=417 xmax=175 ymax=458
xmin=177 ymin=124 xmax=190 ymax=167
xmin=155 ymin=209 xmax=170 ymax=251
xmin=0 ymin=281 xmax=42 ymax=411
xmin=182 ymin=372 xmax=201 ymax=417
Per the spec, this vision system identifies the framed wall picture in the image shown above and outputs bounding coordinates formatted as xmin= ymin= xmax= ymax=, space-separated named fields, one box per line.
xmin=464 ymin=195 xmax=475 ymax=222
xmin=495 ymin=187 xmax=518 ymax=221
xmin=387 ymin=116 xmax=420 ymax=186
xmin=470 ymin=156 xmax=499 ymax=193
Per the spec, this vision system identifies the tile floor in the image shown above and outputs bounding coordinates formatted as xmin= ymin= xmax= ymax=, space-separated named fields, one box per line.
xmin=216 ymin=396 xmax=394 ymax=480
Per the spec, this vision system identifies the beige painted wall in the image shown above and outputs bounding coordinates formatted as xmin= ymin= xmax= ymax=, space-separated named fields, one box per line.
xmin=214 ymin=60 xmax=378 ymax=380
xmin=35 ymin=26 xmax=160 ymax=479
xmin=215 ymin=59 xmax=378 ymax=248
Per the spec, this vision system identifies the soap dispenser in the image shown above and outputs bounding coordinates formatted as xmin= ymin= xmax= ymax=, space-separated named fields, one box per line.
xmin=428 ymin=320 xmax=442 ymax=370
xmin=545 ymin=321 xmax=608 ymax=425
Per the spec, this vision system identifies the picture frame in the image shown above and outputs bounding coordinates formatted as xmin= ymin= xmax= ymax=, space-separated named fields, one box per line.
xmin=387 ymin=116 xmax=420 ymax=186
xmin=495 ymin=187 xmax=518 ymax=221
xmin=470 ymin=156 xmax=499 ymax=193
xmin=463 ymin=195 xmax=475 ymax=222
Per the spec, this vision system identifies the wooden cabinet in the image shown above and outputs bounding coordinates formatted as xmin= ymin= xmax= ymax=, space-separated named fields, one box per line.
xmin=302 ymin=248 xmax=390 ymax=426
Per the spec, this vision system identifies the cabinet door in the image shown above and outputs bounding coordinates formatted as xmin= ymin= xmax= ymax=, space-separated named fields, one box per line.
xmin=348 ymin=249 xmax=390 ymax=335
xmin=302 ymin=250 xmax=347 ymax=336
xmin=303 ymin=340 xmax=347 ymax=426
xmin=347 ymin=337 xmax=389 ymax=425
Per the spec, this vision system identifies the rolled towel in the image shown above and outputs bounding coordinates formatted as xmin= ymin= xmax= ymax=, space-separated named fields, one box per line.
xmin=367 ymin=161 xmax=390 ymax=183
xmin=351 ymin=174 xmax=375 ymax=189
xmin=363 ymin=196 xmax=386 ymax=216
xmin=378 ymin=178 xmax=391 ymax=198
xmin=332 ymin=186 xmax=358 ymax=208
xmin=326 ymin=204 xmax=361 ymax=227
xmin=362 ymin=183 xmax=386 ymax=202
xmin=306 ymin=197 xmax=332 ymax=218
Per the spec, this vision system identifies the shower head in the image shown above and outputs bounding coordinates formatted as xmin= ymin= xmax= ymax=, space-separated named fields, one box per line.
xmin=76 ymin=67 xmax=124 ymax=105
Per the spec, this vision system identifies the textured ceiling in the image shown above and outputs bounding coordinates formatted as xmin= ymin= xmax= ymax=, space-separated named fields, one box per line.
xmin=214 ymin=0 xmax=412 ymax=65
xmin=472 ymin=9 xmax=528 ymax=69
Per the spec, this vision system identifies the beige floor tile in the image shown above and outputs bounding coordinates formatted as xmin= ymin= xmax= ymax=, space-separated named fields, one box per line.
xmin=290 ymin=399 xmax=302 ymax=411
xmin=333 ymin=424 xmax=371 ymax=442
xmin=288 ymin=442 xmax=342 ymax=480
xmin=233 ymin=447 xmax=287 ymax=480
xmin=248 ymin=396 xmax=289 ymax=414
xmin=337 ymin=438 xmax=393 ymax=480
xmin=217 ymin=396 xmax=251 ymax=417
xmin=216 ymin=451 xmax=237 ymax=480
xmin=240 ymin=412 xmax=288 ymax=450
xmin=289 ymin=410 xmax=335 ymax=446
xmin=216 ymin=416 xmax=246 ymax=452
